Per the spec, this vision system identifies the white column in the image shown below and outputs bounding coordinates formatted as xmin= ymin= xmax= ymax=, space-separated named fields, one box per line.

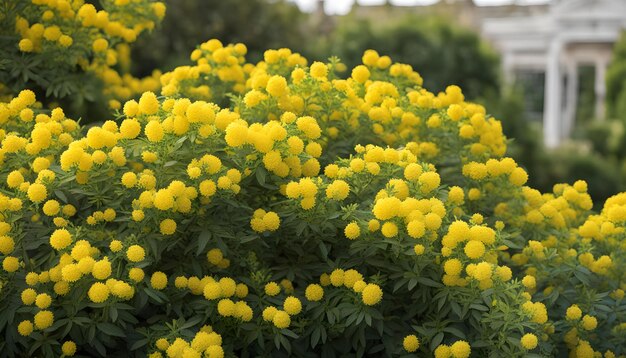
xmin=594 ymin=59 xmax=607 ymax=120
xmin=563 ymin=60 xmax=578 ymax=139
xmin=543 ymin=39 xmax=563 ymax=148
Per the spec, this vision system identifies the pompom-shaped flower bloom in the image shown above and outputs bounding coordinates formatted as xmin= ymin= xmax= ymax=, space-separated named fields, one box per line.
xmin=88 ymin=282 xmax=110 ymax=303
xmin=566 ymin=304 xmax=582 ymax=320
xmin=283 ymin=296 xmax=302 ymax=315
xmin=160 ymin=219 xmax=177 ymax=235
xmin=18 ymin=320 xmax=33 ymax=336
xmin=34 ymin=310 xmax=54 ymax=329
xmin=203 ymin=282 xmax=222 ymax=300
xmin=154 ymin=189 xmax=174 ymax=210
xmin=2 ymin=256 xmax=19 ymax=272
xmin=207 ymin=248 xmax=223 ymax=265
xmin=351 ymin=65 xmax=370 ymax=83
xmin=262 ymin=212 xmax=280 ymax=231
xmin=361 ymin=283 xmax=383 ymax=305
xmin=582 ymin=315 xmax=597 ymax=330
xmin=344 ymin=222 xmax=360 ymax=240
xmin=151 ymin=272 xmax=168 ymax=290
xmin=266 ymin=75 xmax=288 ymax=97
xmin=126 ymin=245 xmax=145 ymax=262
xmin=373 ymin=197 xmax=401 ymax=220
xmin=264 ymin=282 xmax=280 ymax=296
xmin=522 ymin=275 xmax=536 ymax=289
xmin=27 ymin=183 xmax=47 ymax=203
xmin=403 ymin=335 xmax=420 ymax=352
xmin=272 ymin=310 xmax=291 ymax=329
xmin=464 ymin=240 xmax=485 ymax=259
xmin=450 ymin=340 xmax=471 ymax=358
xmin=381 ymin=222 xmax=398 ymax=238
xmin=310 ymin=62 xmax=328 ymax=79
xmin=138 ymin=91 xmax=160 ymax=115
xmin=520 ymin=333 xmax=538 ymax=350
xmin=418 ymin=172 xmax=441 ymax=193
xmin=305 ymin=284 xmax=324 ymax=301
xmin=326 ymin=180 xmax=350 ymax=200
xmin=50 ymin=229 xmax=72 ymax=250
xmin=61 ymin=341 xmax=77 ymax=356
xmin=92 ymin=259 xmax=112 ymax=280
xmin=145 ymin=120 xmax=164 ymax=142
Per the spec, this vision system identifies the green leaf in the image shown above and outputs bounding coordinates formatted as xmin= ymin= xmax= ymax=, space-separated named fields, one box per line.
xmin=97 ymin=322 xmax=126 ymax=337
xmin=196 ymin=231 xmax=212 ymax=256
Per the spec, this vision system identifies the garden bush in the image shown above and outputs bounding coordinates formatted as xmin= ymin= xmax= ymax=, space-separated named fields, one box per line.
xmin=0 ymin=0 xmax=165 ymax=122
xmin=0 ymin=7 xmax=625 ymax=358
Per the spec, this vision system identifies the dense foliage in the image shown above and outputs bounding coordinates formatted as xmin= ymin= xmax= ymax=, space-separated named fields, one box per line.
xmin=1 ymin=3 xmax=626 ymax=358
xmin=130 ymin=0 xmax=312 ymax=74
xmin=0 ymin=0 xmax=164 ymax=120
xmin=607 ymin=31 xmax=626 ymax=122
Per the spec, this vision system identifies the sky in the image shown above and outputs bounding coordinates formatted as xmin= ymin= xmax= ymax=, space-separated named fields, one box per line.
xmin=291 ymin=0 xmax=552 ymax=15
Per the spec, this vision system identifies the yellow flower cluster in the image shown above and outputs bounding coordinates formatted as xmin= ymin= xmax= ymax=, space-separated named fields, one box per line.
xmin=2 ymin=38 xmax=626 ymax=357
xmin=149 ymin=326 xmax=224 ymax=358
xmin=13 ymin=0 xmax=165 ymax=105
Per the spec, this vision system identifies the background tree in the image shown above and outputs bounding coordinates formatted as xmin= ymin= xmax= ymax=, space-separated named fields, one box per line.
xmin=607 ymin=30 xmax=626 ymax=121
xmin=131 ymin=0 xmax=314 ymax=76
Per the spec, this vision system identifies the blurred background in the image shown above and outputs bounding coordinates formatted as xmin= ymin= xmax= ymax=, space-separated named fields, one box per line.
xmin=132 ymin=0 xmax=626 ymax=206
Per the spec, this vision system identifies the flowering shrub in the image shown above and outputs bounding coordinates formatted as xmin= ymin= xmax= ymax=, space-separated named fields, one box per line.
xmin=1 ymin=33 xmax=625 ymax=357
xmin=0 ymin=0 xmax=165 ymax=114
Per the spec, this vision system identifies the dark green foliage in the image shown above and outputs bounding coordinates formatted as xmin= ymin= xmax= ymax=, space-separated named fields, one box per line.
xmin=131 ymin=0 xmax=313 ymax=76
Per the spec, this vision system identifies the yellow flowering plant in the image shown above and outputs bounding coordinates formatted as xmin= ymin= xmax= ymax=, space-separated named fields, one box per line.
xmin=0 ymin=10 xmax=625 ymax=356
xmin=0 ymin=0 xmax=165 ymax=118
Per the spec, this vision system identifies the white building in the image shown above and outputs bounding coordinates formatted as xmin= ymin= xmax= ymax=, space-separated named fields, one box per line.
xmin=481 ymin=0 xmax=626 ymax=147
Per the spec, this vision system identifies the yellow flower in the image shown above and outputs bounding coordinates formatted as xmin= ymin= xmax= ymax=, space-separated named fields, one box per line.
xmin=361 ymin=283 xmax=383 ymax=305
xmin=464 ymin=241 xmax=485 ymax=259
xmin=207 ymin=249 xmax=223 ymax=265
xmin=344 ymin=222 xmax=360 ymax=240
xmin=151 ymin=272 xmax=168 ymax=290
xmin=403 ymin=335 xmax=420 ymax=352
xmin=520 ymin=333 xmax=538 ymax=350
xmin=50 ymin=229 xmax=72 ymax=250
xmin=145 ymin=121 xmax=164 ymax=142
xmin=34 ymin=310 xmax=54 ymax=330
xmin=264 ymin=282 xmax=280 ymax=296
xmin=272 ymin=310 xmax=290 ymax=329
xmin=450 ymin=340 xmax=470 ymax=358
xmin=27 ymin=183 xmax=47 ymax=203
xmin=160 ymin=219 xmax=177 ymax=235
xmin=522 ymin=275 xmax=536 ymax=289
xmin=283 ymin=296 xmax=302 ymax=315
xmin=129 ymin=268 xmax=145 ymax=283
xmin=373 ymin=197 xmax=401 ymax=221
xmin=6 ymin=171 xmax=24 ymax=188
xmin=126 ymin=245 xmax=145 ymax=262
xmin=566 ymin=304 xmax=582 ymax=320
xmin=310 ymin=62 xmax=328 ymax=79
xmin=88 ymin=282 xmax=110 ymax=303
xmin=18 ymin=320 xmax=33 ymax=336
xmin=61 ymin=341 xmax=77 ymax=356
xmin=266 ymin=75 xmax=288 ymax=97
xmin=381 ymin=222 xmax=398 ymax=238
xmin=19 ymin=39 xmax=34 ymax=52
xmin=305 ymin=284 xmax=324 ymax=301
xmin=92 ymin=38 xmax=108 ymax=52
xmin=351 ymin=65 xmax=370 ymax=83
xmin=581 ymin=315 xmax=597 ymax=330
xmin=262 ymin=212 xmax=280 ymax=231
xmin=418 ymin=172 xmax=440 ymax=193
xmin=92 ymin=259 xmax=112 ymax=280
